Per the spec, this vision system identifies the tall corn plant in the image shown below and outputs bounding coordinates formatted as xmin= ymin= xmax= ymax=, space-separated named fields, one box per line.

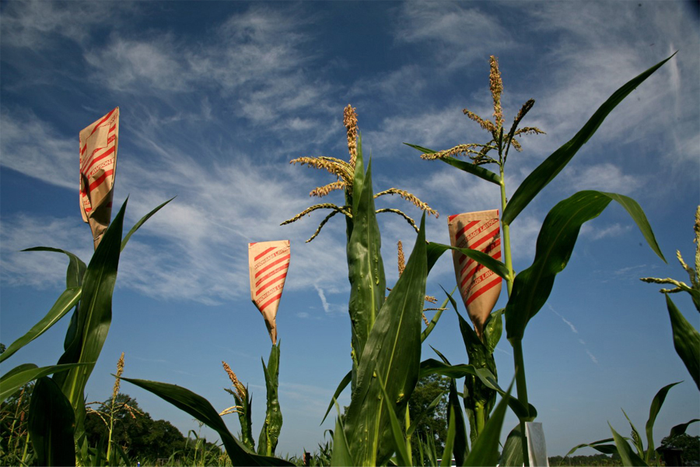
xmin=0 ymin=197 xmax=171 ymax=465
xmin=284 ymin=106 xmax=442 ymax=465
xmin=408 ymin=53 xmax=674 ymax=465
xmin=282 ymin=106 xmax=437 ymax=397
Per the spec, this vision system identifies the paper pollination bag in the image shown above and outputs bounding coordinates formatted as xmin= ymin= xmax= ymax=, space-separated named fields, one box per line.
xmin=448 ymin=209 xmax=502 ymax=338
xmin=249 ymin=240 xmax=291 ymax=344
xmin=79 ymin=107 xmax=119 ymax=250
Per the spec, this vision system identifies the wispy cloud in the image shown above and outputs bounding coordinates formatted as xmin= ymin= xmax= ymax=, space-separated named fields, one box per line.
xmin=548 ymin=304 xmax=599 ymax=365
xmin=549 ymin=304 xmax=578 ymax=334
xmin=393 ymin=2 xmax=515 ymax=70
xmin=314 ymin=284 xmax=331 ymax=314
xmin=0 ymin=111 xmax=75 ymax=190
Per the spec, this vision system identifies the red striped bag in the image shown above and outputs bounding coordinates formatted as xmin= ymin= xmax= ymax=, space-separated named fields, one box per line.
xmin=448 ymin=210 xmax=502 ymax=338
xmin=249 ymin=240 xmax=291 ymax=344
xmin=79 ymin=107 xmax=119 ymax=249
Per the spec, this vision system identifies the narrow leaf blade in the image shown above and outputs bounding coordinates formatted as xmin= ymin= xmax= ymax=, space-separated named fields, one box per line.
xmin=28 ymin=376 xmax=76 ymax=467
xmin=440 ymin=156 xmax=501 ymax=185
xmin=122 ymin=377 xmax=292 ymax=466
xmin=120 ymin=197 xmax=174 ymax=251
xmin=0 ymin=287 xmax=81 ymax=364
xmin=666 ymin=294 xmax=700 ymax=390
xmin=503 ymin=54 xmax=675 ymax=225
xmin=609 ymin=423 xmax=648 ymax=466
xmin=505 ymin=191 xmax=663 ymax=342
xmin=645 ymin=381 xmax=681 ymax=462
xmin=0 ymin=363 xmax=83 ymax=402
xmin=427 ymin=242 xmax=509 ymax=280
xmin=464 ymin=384 xmax=511 ymax=466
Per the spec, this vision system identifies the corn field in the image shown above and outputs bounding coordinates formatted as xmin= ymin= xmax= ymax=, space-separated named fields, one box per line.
xmin=1 ymin=52 xmax=698 ymax=467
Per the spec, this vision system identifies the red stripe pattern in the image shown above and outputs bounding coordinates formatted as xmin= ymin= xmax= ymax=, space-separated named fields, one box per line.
xmin=249 ymin=241 xmax=291 ymax=314
xmin=448 ymin=210 xmax=503 ymax=313
xmin=79 ymin=108 xmax=119 ymax=220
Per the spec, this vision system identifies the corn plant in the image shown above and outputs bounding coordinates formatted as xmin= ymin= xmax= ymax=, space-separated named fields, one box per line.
xmin=282 ymin=105 xmax=438 ymax=400
xmin=408 ymin=53 xmax=675 ymax=465
xmin=0 ymin=197 xmax=171 ymax=465
xmin=641 ymin=205 xmax=700 ymax=390
xmin=221 ymin=342 xmax=283 ymax=457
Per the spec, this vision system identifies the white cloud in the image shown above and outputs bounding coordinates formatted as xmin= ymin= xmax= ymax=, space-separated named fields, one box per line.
xmin=0 ymin=110 xmax=75 ymax=190
xmin=314 ymin=284 xmax=330 ymax=314
xmin=561 ymin=163 xmax=643 ymax=195
xmin=85 ymin=36 xmax=190 ymax=92
xmin=0 ymin=0 xmax=119 ymax=49
xmin=393 ymin=2 xmax=515 ymax=70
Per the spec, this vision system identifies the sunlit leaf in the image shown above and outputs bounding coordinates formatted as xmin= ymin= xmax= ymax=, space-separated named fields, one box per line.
xmin=122 ymin=377 xmax=293 ymax=466
xmin=121 ymin=197 xmax=175 ymax=251
xmin=502 ymin=53 xmax=675 ymax=225
xmin=53 ymin=198 xmax=127 ymax=432
xmin=346 ymin=155 xmax=386 ymax=378
xmin=0 ymin=287 xmax=81 ymax=364
xmin=343 ymin=214 xmax=427 ymax=465
xmin=506 ymin=191 xmax=665 ymax=342
xmin=427 ymin=242 xmax=509 ymax=279
xmin=666 ymin=294 xmax=700 ymax=390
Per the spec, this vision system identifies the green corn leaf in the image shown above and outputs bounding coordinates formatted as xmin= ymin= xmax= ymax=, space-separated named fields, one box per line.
xmin=22 ymin=246 xmax=87 ymax=288
xmin=603 ymin=192 xmax=665 ymax=262
xmin=564 ymin=438 xmax=617 ymax=457
xmin=483 ymin=309 xmax=504 ymax=354
xmin=235 ymin=386 xmax=255 ymax=451
xmin=442 ymin=401 xmax=456 ymax=467
xmin=421 ymin=287 xmax=454 ymax=342
xmin=343 ymin=213 xmax=427 ymax=466
xmin=52 ymin=198 xmax=127 ymax=432
xmin=121 ymin=197 xmax=175 ymax=251
xmin=440 ymin=156 xmax=502 ymax=185
xmin=28 ymin=376 xmax=76 ymax=467
xmin=448 ymin=377 xmax=469 ymax=465
xmin=403 ymin=144 xmax=502 ymax=186
xmin=463 ymin=384 xmax=512 ymax=467
xmin=645 ymin=381 xmax=681 ymax=463
xmin=666 ymin=294 xmax=700 ymax=390
xmin=502 ymin=53 xmax=675 ymax=225
xmin=376 ymin=368 xmax=412 ymax=467
xmin=506 ymin=191 xmax=665 ymax=342
xmin=0 ymin=246 xmax=87 ymax=363
xmin=407 ymin=389 xmax=447 ymax=438
xmin=500 ymin=424 xmax=525 ymax=467
xmin=346 ymin=157 xmax=386 ymax=378
xmin=609 ymin=423 xmax=648 ymax=466
xmin=122 ymin=376 xmax=293 ymax=466
xmin=258 ymin=341 xmax=283 ymax=457
xmin=0 ymin=286 xmax=81 ymax=364
xmin=321 ymin=370 xmax=351 ymax=425
xmin=669 ymin=419 xmax=700 ymax=438
xmin=419 ymin=359 xmax=536 ymax=421
xmin=622 ymin=408 xmax=645 ymax=457
xmin=0 ymin=362 xmax=84 ymax=401
xmin=427 ymin=241 xmax=509 ymax=279
xmin=331 ymin=405 xmax=354 ymax=467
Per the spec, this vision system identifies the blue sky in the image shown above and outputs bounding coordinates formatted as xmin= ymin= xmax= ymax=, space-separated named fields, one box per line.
xmin=1 ymin=0 xmax=699 ymax=459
